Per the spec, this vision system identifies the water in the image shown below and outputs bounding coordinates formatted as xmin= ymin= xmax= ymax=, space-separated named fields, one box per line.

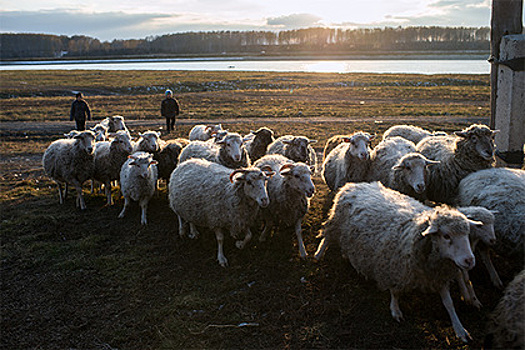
xmin=0 ymin=57 xmax=489 ymax=74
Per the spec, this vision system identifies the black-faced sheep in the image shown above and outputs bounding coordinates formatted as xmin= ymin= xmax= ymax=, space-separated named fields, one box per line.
xmin=188 ymin=124 xmax=223 ymax=141
xmin=169 ymin=158 xmax=273 ymax=266
xmin=315 ymin=181 xmax=480 ymax=342
xmin=42 ymin=130 xmax=96 ymax=210
xmin=416 ymin=124 xmax=498 ymax=204
xmin=321 ymin=132 xmax=374 ymax=191
xmin=153 ymin=139 xmax=184 ymax=182
xmin=244 ymin=127 xmax=275 ymax=162
xmin=456 ymin=167 xmax=525 ymax=256
xmin=253 ymin=154 xmax=315 ymax=258
xmin=267 ymin=135 xmax=317 ymax=168
xmin=118 ymin=152 xmax=158 ymax=225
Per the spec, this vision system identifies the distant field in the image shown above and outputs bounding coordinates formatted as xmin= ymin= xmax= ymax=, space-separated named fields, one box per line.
xmin=2 ymin=70 xmax=519 ymax=350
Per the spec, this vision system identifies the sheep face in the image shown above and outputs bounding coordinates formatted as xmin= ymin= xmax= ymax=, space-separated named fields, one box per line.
xmin=112 ymin=116 xmax=127 ymax=131
xmin=280 ymin=163 xmax=315 ymax=198
xmin=129 ymin=153 xmax=158 ymax=179
xmin=422 ymin=209 xmax=478 ymax=271
xmin=217 ymin=134 xmax=243 ymax=162
xmin=206 ymin=124 xmax=223 ymax=136
xmin=231 ymin=169 xmax=270 ymax=208
xmin=253 ymin=128 xmax=275 ymax=145
xmin=138 ymin=131 xmax=161 ymax=152
xmin=455 ymin=125 xmax=498 ymax=161
xmin=113 ymin=131 xmax=133 ymax=154
xmin=343 ymin=133 xmax=372 ymax=161
xmin=283 ymin=136 xmax=317 ymax=163
xmin=74 ymin=131 xmax=96 ymax=155
xmin=460 ymin=207 xmax=497 ymax=246
xmin=393 ymin=154 xmax=440 ymax=194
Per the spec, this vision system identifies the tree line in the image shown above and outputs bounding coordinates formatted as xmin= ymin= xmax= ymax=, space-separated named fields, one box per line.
xmin=0 ymin=26 xmax=490 ymax=59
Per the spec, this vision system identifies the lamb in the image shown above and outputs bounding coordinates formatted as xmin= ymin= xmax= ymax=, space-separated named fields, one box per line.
xmin=321 ymin=132 xmax=374 ymax=191
xmin=178 ymin=132 xmax=250 ymax=169
xmin=416 ymin=124 xmax=498 ymax=204
xmin=267 ymin=135 xmax=317 ymax=168
xmin=118 ymin=152 xmax=158 ymax=225
xmin=132 ymin=130 xmax=161 ymax=154
xmin=244 ymin=127 xmax=275 ymax=161
xmin=42 ymin=130 xmax=96 ymax=210
xmin=367 ymin=136 xmax=439 ymax=199
xmin=153 ymin=139 xmax=184 ymax=182
xmin=189 ymin=124 xmax=223 ymax=141
xmin=169 ymin=158 xmax=273 ymax=266
xmin=314 ymin=181 xmax=480 ymax=342
xmin=485 ymin=269 xmax=525 ymax=349
xmin=323 ymin=133 xmax=375 ymax=160
xmin=92 ymin=130 xmax=133 ymax=205
xmin=456 ymin=167 xmax=525 ymax=255
xmin=253 ymin=154 xmax=315 ymax=258
xmin=100 ymin=115 xmax=130 ymax=135
xmin=382 ymin=124 xmax=446 ymax=144
xmin=91 ymin=123 xmax=109 ymax=142
xmin=455 ymin=206 xmax=499 ymax=309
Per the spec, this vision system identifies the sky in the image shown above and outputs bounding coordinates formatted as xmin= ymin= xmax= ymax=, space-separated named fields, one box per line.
xmin=0 ymin=0 xmax=520 ymax=41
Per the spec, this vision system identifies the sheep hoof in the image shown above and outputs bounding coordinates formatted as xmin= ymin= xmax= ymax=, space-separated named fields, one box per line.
xmin=218 ymin=257 xmax=228 ymax=267
xmin=472 ymin=299 xmax=482 ymax=310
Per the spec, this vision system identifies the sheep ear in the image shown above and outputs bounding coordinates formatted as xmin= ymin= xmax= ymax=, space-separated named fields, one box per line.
xmin=342 ymin=137 xmax=352 ymax=143
xmin=149 ymin=160 xmax=158 ymax=165
xmin=425 ymin=159 xmax=440 ymax=166
xmin=369 ymin=133 xmax=376 ymax=140
xmin=280 ymin=163 xmax=295 ymax=175
xmin=490 ymin=210 xmax=500 ymax=215
xmin=229 ymin=170 xmax=246 ymax=183
xmin=205 ymin=126 xmax=213 ymax=132
xmin=73 ymin=133 xmax=83 ymax=139
xmin=308 ymin=139 xmax=318 ymax=144
xmin=216 ymin=138 xmax=225 ymax=145
xmin=392 ymin=164 xmax=403 ymax=170
xmin=260 ymin=166 xmax=276 ymax=178
xmin=491 ymin=130 xmax=500 ymax=137
xmin=468 ymin=219 xmax=484 ymax=229
xmin=282 ymin=139 xmax=294 ymax=145
xmin=454 ymin=131 xmax=468 ymax=138
xmin=421 ymin=223 xmax=439 ymax=236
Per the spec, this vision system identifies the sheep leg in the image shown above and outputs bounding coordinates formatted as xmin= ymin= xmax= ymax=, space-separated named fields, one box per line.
xmin=314 ymin=237 xmax=327 ymax=261
xmin=139 ymin=199 xmax=148 ymax=225
xmin=215 ymin=229 xmax=228 ymax=267
xmin=235 ymin=228 xmax=252 ymax=250
xmin=71 ymin=179 xmax=86 ymax=210
xmin=389 ymin=290 xmax=404 ymax=322
xmin=177 ymin=215 xmax=188 ymax=238
xmin=56 ymin=181 xmax=64 ymax=204
xmin=439 ymin=285 xmax=471 ymax=343
xmin=259 ymin=221 xmax=272 ymax=242
xmin=90 ymin=180 xmax=95 ymax=194
xmin=294 ymin=219 xmax=307 ymax=258
xmin=63 ymin=183 xmax=69 ymax=200
xmin=457 ymin=269 xmax=482 ymax=309
xmin=118 ymin=196 xmax=130 ymax=219
xmin=189 ymin=223 xmax=200 ymax=239
xmin=478 ymin=246 xmax=503 ymax=288
xmin=104 ymin=181 xmax=113 ymax=206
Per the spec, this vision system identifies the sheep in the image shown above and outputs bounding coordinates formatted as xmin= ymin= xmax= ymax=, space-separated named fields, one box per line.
xmin=323 ymin=133 xmax=375 ymax=160
xmin=321 ymin=132 xmax=374 ymax=191
xmin=92 ymin=130 xmax=133 ymax=205
xmin=382 ymin=124 xmax=446 ymax=144
xmin=253 ymin=154 xmax=315 ymax=258
xmin=90 ymin=123 xmax=109 ymax=142
xmin=100 ymin=115 xmax=130 ymax=135
xmin=267 ymin=135 xmax=317 ymax=168
xmin=314 ymin=181 xmax=480 ymax=342
xmin=118 ymin=152 xmax=158 ymax=225
xmin=455 ymin=206 xmax=499 ymax=309
xmin=42 ymin=130 xmax=96 ymax=210
xmin=416 ymin=124 xmax=498 ymax=204
xmin=179 ymin=132 xmax=250 ymax=169
xmin=456 ymin=167 xmax=525 ymax=255
xmin=132 ymin=130 xmax=161 ymax=154
xmin=63 ymin=130 xmax=81 ymax=139
xmin=153 ymin=139 xmax=184 ymax=182
xmin=169 ymin=158 xmax=273 ymax=266
xmin=189 ymin=124 xmax=223 ymax=141
xmin=244 ymin=127 xmax=275 ymax=161
xmin=485 ymin=269 xmax=525 ymax=349
xmin=366 ymin=136 xmax=439 ymax=199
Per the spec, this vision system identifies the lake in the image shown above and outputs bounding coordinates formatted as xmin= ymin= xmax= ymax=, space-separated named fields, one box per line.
xmin=0 ymin=57 xmax=490 ymax=74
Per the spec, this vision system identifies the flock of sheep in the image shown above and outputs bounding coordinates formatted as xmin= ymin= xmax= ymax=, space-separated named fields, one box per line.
xmin=42 ymin=115 xmax=524 ymax=347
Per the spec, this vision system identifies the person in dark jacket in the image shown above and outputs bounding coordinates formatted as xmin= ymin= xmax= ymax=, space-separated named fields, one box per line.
xmin=70 ymin=92 xmax=91 ymax=131
xmin=161 ymin=89 xmax=180 ymax=133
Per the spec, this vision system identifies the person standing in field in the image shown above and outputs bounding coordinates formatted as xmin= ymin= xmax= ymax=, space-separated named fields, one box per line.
xmin=161 ymin=89 xmax=180 ymax=134
xmin=70 ymin=92 xmax=91 ymax=131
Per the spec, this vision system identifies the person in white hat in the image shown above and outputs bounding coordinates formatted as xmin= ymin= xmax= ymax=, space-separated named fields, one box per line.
xmin=161 ymin=89 xmax=180 ymax=133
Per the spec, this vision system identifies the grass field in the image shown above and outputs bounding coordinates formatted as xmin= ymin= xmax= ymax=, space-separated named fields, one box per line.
xmin=1 ymin=70 xmax=520 ymax=349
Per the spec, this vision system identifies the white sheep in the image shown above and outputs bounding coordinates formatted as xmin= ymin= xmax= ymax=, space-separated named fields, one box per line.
xmin=100 ymin=115 xmax=130 ymax=136
xmin=456 ymin=167 xmax=525 ymax=255
xmin=169 ymin=158 xmax=273 ymax=266
xmin=90 ymin=123 xmax=109 ymax=142
xmin=382 ymin=124 xmax=446 ymax=144
xmin=416 ymin=124 xmax=498 ymax=204
xmin=253 ymin=154 xmax=315 ymax=258
xmin=244 ymin=127 xmax=275 ymax=162
xmin=179 ymin=132 xmax=250 ymax=169
xmin=132 ymin=130 xmax=161 ymax=154
xmin=455 ymin=206 xmax=499 ymax=309
xmin=485 ymin=269 xmax=525 ymax=349
xmin=315 ymin=181 xmax=480 ymax=342
xmin=267 ymin=135 xmax=317 ymax=168
xmin=322 ymin=132 xmax=374 ymax=191
xmin=92 ymin=130 xmax=133 ymax=205
xmin=188 ymin=124 xmax=223 ymax=141
xmin=118 ymin=152 xmax=158 ymax=225
xmin=42 ymin=130 xmax=96 ymax=210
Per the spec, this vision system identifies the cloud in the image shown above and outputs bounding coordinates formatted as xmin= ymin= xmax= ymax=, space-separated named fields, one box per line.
xmin=266 ymin=13 xmax=323 ymax=28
